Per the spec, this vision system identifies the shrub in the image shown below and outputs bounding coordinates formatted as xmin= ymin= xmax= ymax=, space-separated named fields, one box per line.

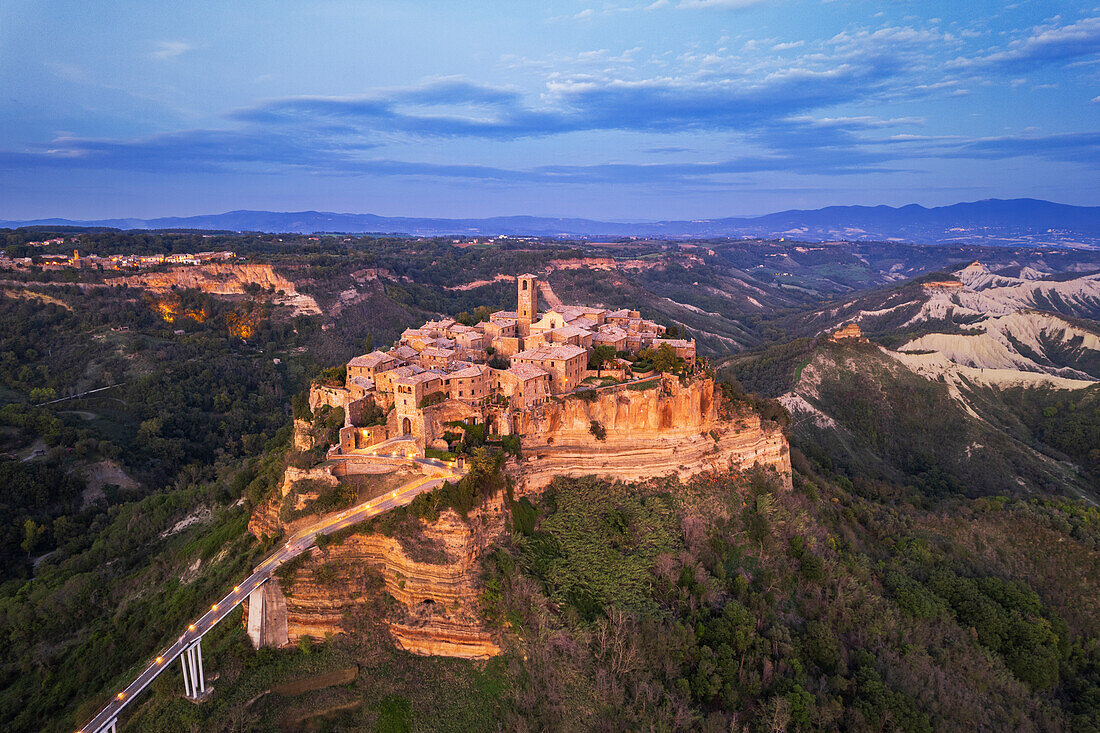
xmin=589 ymin=420 xmax=606 ymax=441
xmin=419 ymin=391 xmax=447 ymax=408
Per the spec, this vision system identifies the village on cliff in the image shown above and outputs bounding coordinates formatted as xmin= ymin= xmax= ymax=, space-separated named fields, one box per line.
xmin=313 ymin=274 xmax=700 ymax=456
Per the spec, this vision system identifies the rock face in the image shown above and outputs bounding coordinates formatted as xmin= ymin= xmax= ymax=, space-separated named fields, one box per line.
xmin=109 ymin=263 xmax=321 ymax=315
xmin=247 ymin=497 xmax=504 ymax=660
xmin=247 ymin=464 xmax=339 ymax=540
xmin=293 ymin=418 xmax=315 ymax=452
xmin=516 ymin=375 xmax=790 ymax=491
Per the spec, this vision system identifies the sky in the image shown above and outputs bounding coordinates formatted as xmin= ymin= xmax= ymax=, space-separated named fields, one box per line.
xmin=0 ymin=0 xmax=1098 ymax=220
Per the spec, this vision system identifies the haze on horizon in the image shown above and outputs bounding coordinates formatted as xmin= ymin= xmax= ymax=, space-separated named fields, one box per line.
xmin=1 ymin=0 xmax=1098 ymax=222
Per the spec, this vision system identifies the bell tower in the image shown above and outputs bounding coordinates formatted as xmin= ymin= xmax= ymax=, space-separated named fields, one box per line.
xmin=517 ymin=274 xmax=538 ymax=331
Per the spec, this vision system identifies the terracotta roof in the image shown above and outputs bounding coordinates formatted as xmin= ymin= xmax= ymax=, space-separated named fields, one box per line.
xmin=390 ymin=345 xmax=418 ymax=361
xmin=551 ymin=325 xmax=591 ymax=338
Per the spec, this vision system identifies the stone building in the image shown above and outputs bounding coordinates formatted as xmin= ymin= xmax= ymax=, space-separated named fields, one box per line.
xmin=517 ymin=273 xmax=538 ymax=336
xmin=494 ymin=364 xmax=551 ymax=408
xmin=510 ymin=344 xmax=587 ymax=394
xmin=347 ymin=351 xmax=398 ymax=381
xmin=829 ymin=323 xmax=868 ymax=343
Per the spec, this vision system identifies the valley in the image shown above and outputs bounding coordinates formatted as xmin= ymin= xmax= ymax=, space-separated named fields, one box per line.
xmin=0 ymin=227 xmax=1096 ymax=732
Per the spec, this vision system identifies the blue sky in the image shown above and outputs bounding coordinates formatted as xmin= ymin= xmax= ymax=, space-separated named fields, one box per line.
xmin=0 ymin=0 xmax=1098 ymax=220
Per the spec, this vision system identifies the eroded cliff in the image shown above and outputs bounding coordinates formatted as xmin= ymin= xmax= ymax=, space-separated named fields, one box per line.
xmin=110 ymin=263 xmax=321 ymax=315
xmin=516 ymin=375 xmax=790 ymax=492
xmin=247 ymin=497 xmax=504 ymax=659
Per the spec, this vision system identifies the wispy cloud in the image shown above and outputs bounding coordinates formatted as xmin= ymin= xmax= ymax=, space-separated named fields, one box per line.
xmin=935 ymin=131 xmax=1100 ymax=165
xmin=150 ymin=41 xmax=193 ymax=60
xmin=950 ymin=16 xmax=1100 ymax=71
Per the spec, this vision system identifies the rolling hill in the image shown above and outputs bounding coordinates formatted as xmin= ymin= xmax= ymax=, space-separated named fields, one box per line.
xmin=3 ymin=199 xmax=1098 ymax=246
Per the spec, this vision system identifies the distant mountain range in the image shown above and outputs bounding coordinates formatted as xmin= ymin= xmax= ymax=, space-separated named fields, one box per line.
xmin=3 ymin=198 xmax=1099 ymax=246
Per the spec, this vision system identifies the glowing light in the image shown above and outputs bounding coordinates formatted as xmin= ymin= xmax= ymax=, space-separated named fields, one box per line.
xmin=211 ymin=604 xmax=218 ymax=611
xmin=188 ymin=624 xmax=196 ymax=631
xmin=233 ymin=586 xmax=240 ymax=593
xmin=156 ymin=656 xmax=164 ymax=664
xmin=116 ymin=692 xmax=125 ymax=700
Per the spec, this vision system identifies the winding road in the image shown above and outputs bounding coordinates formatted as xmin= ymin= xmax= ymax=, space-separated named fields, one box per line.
xmin=77 ymin=456 xmax=464 ymax=733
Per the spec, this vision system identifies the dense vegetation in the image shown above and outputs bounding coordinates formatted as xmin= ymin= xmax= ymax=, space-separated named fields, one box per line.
xmin=481 ymin=468 xmax=1099 ymax=731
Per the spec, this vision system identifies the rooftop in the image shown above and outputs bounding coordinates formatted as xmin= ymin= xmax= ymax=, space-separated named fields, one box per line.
xmin=395 ymin=370 xmax=444 ymax=387
xmin=390 ymin=345 xmax=418 ymax=361
xmin=449 ymin=364 xmax=488 ymax=379
xmin=551 ymin=325 xmax=590 ymax=338
xmin=507 ymin=363 xmax=550 ymax=380
xmin=348 ymin=351 xmax=395 ymax=368
xmin=512 ymin=344 xmax=587 ymax=361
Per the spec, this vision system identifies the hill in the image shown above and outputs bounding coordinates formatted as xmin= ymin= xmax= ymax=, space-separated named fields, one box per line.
xmin=3 ymin=198 xmax=1098 ymax=246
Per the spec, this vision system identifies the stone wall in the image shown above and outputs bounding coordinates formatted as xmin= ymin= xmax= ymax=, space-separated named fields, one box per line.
xmin=310 ymin=385 xmax=352 ymax=414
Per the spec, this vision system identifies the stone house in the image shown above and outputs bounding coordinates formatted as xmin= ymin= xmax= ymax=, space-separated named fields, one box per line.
xmin=419 ymin=347 xmax=457 ymax=370
xmin=347 ymin=351 xmax=398 ymax=381
xmin=511 ymin=344 xmax=587 ymax=394
xmin=494 ymin=364 xmax=551 ymax=408
xmin=444 ymin=364 xmax=491 ymax=402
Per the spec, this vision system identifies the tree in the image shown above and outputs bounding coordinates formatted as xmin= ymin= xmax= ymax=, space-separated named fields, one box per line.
xmin=21 ymin=519 xmax=44 ymax=556
xmin=652 ymin=344 xmax=684 ymax=374
xmin=589 ymin=344 xmax=617 ymax=376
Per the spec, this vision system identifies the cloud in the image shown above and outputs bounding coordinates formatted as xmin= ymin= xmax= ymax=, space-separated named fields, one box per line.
xmin=935 ymin=131 xmax=1100 ymax=166
xmin=0 ymin=127 xmax=379 ymax=174
xmin=150 ymin=41 xmax=193 ymax=60
xmin=952 ymin=16 xmax=1100 ymax=71
xmin=232 ymin=52 xmax=904 ymax=142
xmin=677 ymin=0 xmax=767 ymax=8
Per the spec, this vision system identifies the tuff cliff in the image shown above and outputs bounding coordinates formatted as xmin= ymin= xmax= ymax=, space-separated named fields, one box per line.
xmin=515 ymin=375 xmax=790 ymax=491
xmin=246 ymin=495 xmax=504 ymax=660
xmin=246 ymin=464 xmax=339 ymax=540
xmin=109 ymin=263 xmax=321 ymax=314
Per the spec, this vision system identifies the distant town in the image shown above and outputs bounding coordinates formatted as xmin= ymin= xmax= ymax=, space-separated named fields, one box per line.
xmin=0 ymin=243 xmax=238 ymax=271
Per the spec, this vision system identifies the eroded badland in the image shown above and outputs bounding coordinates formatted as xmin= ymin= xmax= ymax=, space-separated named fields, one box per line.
xmin=246 ymin=275 xmax=790 ymax=659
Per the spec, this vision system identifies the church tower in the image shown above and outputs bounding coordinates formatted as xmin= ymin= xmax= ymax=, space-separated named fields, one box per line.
xmin=517 ymin=274 xmax=538 ymax=335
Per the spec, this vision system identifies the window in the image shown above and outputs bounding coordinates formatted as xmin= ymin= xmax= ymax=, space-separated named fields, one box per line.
xmin=522 ymin=281 xmax=528 ymax=290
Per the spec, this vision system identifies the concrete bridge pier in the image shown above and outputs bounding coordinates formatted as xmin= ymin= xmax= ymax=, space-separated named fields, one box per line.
xmin=180 ymin=639 xmax=206 ymax=700
xmin=246 ymin=584 xmax=265 ymax=648
xmin=245 ymin=579 xmax=288 ymax=649
xmin=93 ymin=718 xmax=117 ymax=733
